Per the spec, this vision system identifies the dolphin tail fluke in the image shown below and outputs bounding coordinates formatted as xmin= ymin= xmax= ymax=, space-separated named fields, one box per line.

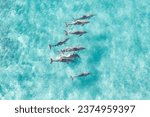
xmin=64 ymin=30 xmax=68 ymax=35
xmin=50 ymin=58 xmax=53 ymax=64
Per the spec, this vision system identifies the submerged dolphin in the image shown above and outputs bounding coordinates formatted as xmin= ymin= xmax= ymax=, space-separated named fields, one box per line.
xmin=49 ymin=38 xmax=69 ymax=49
xmin=65 ymin=30 xmax=87 ymax=36
xmin=71 ymin=72 xmax=91 ymax=80
xmin=66 ymin=20 xmax=90 ymax=27
xmin=74 ymin=14 xmax=95 ymax=21
xmin=50 ymin=57 xmax=73 ymax=64
xmin=61 ymin=47 xmax=86 ymax=54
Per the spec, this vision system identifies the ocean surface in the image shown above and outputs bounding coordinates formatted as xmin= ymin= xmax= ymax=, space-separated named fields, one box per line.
xmin=0 ymin=0 xmax=150 ymax=100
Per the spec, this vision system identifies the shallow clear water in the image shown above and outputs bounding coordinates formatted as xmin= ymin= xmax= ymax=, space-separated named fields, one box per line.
xmin=0 ymin=0 xmax=150 ymax=99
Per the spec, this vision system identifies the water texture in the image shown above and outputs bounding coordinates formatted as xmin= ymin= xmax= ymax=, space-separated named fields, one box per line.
xmin=0 ymin=0 xmax=150 ymax=99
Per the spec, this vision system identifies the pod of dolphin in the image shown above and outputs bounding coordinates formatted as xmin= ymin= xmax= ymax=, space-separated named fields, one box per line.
xmin=49 ymin=14 xmax=95 ymax=80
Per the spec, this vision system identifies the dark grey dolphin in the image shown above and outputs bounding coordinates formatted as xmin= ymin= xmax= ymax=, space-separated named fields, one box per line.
xmin=50 ymin=57 xmax=73 ymax=64
xmin=49 ymin=38 xmax=69 ymax=49
xmin=66 ymin=20 xmax=90 ymax=27
xmin=71 ymin=72 xmax=91 ymax=80
xmin=74 ymin=14 xmax=95 ymax=21
xmin=65 ymin=30 xmax=87 ymax=36
xmin=61 ymin=47 xmax=86 ymax=54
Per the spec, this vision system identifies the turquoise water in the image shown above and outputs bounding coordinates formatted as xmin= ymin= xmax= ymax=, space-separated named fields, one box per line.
xmin=0 ymin=0 xmax=150 ymax=99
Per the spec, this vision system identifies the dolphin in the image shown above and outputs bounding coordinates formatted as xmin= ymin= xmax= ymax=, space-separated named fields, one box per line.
xmin=50 ymin=57 xmax=73 ymax=64
xmin=74 ymin=14 xmax=95 ymax=21
xmin=66 ymin=20 xmax=90 ymax=27
xmin=71 ymin=72 xmax=91 ymax=80
xmin=65 ymin=30 xmax=87 ymax=36
xmin=49 ymin=38 xmax=69 ymax=49
xmin=61 ymin=47 xmax=86 ymax=54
